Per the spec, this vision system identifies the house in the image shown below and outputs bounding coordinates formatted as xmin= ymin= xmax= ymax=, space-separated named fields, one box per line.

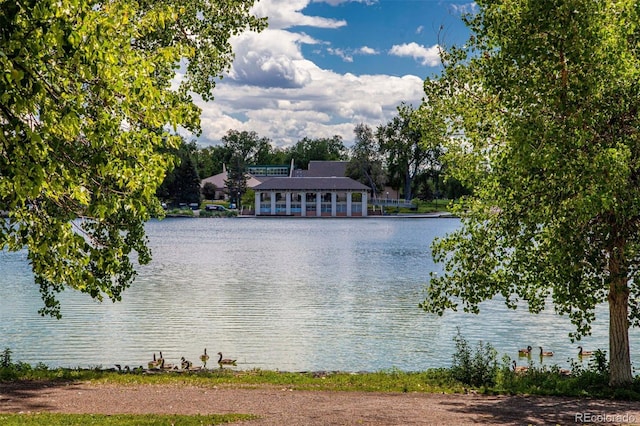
xmin=253 ymin=176 xmax=370 ymax=217
xmin=200 ymin=164 xmax=265 ymax=200
xmin=201 ymin=161 xmax=372 ymax=217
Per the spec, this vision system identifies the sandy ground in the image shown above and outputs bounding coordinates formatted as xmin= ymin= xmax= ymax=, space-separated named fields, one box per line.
xmin=2 ymin=381 xmax=640 ymax=425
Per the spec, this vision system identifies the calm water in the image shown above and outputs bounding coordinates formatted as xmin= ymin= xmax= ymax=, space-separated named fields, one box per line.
xmin=0 ymin=217 xmax=637 ymax=372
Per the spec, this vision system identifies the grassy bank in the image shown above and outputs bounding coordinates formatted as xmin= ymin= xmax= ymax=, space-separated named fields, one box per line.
xmin=2 ymin=361 xmax=640 ymax=425
xmin=2 ymin=362 xmax=640 ymax=400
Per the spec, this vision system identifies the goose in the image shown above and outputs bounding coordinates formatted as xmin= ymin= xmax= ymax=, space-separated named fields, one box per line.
xmin=512 ymin=360 xmax=528 ymax=374
xmin=148 ymin=353 xmax=161 ymax=369
xmin=181 ymin=357 xmax=192 ymax=370
xmin=158 ymin=352 xmax=175 ymax=369
xmin=539 ymin=346 xmax=554 ymax=357
xmin=218 ymin=352 xmax=237 ymax=367
xmin=518 ymin=345 xmax=532 ymax=356
xmin=200 ymin=348 xmax=210 ymax=368
xmin=577 ymin=346 xmax=593 ymax=357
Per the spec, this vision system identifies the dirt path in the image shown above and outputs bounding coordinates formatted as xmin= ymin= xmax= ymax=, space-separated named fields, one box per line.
xmin=2 ymin=381 xmax=640 ymax=425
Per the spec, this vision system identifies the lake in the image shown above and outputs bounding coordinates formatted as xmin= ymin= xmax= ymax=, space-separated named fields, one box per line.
xmin=0 ymin=217 xmax=636 ymax=372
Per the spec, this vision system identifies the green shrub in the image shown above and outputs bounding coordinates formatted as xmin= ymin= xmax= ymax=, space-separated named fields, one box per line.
xmin=200 ymin=209 xmax=237 ymax=218
xmin=450 ymin=329 xmax=499 ymax=387
xmin=1 ymin=348 xmax=11 ymax=368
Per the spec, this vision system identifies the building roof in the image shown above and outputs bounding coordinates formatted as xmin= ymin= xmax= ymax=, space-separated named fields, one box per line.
xmin=253 ymin=177 xmax=369 ymax=192
xmin=294 ymin=161 xmax=348 ymax=178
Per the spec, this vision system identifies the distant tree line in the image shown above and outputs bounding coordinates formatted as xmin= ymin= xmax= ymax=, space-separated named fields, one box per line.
xmin=159 ymin=103 xmax=470 ymax=206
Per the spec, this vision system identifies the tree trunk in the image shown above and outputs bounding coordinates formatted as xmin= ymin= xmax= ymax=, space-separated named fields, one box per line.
xmin=404 ymin=170 xmax=412 ymax=201
xmin=608 ymin=274 xmax=633 ymax=387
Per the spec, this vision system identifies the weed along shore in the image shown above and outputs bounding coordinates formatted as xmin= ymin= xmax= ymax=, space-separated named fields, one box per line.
xmin=2 ymin=340 xmax=640 ymax=426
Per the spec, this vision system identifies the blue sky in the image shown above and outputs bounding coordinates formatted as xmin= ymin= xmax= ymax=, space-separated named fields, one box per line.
xmin=187 ymin=0 xmax=476 ymax=148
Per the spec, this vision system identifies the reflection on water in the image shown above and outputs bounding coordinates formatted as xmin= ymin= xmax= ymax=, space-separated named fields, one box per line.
xmin=0 ymin=217 xmax=637 ymax=372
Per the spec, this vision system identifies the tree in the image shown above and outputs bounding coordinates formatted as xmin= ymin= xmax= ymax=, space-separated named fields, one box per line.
xmin=285 ymin=136 xmax=347 ymax=169
xmin=378 ymin=103 xmax=442 ymax=201
xmin=0 ymin=0 xmax=265 ymax=317
xmin=346 ymin=124 xmax=385 ymax=197
xmin=419 ymin=0 xmax=640 ymax=387
xmin=157 ymin=141 xmax=201 ymax=205
xmin=221 ymin=130 xmax=269 ymax=206
xmin=224 ymin=157 xmax=247 ymax=208
xmin=202 ymin=182 xmax=218 ymax=200
xmin=221 ymin=130 xmax=272 ymax=166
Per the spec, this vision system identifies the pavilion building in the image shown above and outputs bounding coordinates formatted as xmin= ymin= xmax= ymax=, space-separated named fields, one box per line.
xmin=253 ymin=177 xmax=370 ymax=217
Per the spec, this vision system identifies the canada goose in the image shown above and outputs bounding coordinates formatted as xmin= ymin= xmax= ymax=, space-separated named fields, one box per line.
xmin=539 ymin=346 xmax=554 ymax=357
xmin=157 ymin=352 xmax=175 ymax=369
xmin=218 ymin=352 xmax=237 ymax=367
xmin=181 ymin=357 xmax=192 ymax=370
xmin=518 ymin=345 xmax=532 ymax=356
xmin=148 ymin=353 xmax=161 ymax=369
xmin=578 ymin=346 xmax=593 ymax=357
xmin=512 ymin=360 xmax=528 ymax=374
xmin=200 ymin=348 xmax=210 ymax=368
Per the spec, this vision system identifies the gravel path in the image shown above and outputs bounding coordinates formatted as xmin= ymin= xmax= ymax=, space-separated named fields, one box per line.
xmin=2 ymin=381 xmax=640 ymax=425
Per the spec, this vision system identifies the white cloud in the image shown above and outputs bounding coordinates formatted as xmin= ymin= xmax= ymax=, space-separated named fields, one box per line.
xmin=252 ymin=0 xmax=346 ymax=29
xmin=358 ymin=46 xmax=378 ymax=55
xmin=319 ymin=0 xmax=378 ymax=5
xmin=187 ymin=0 xmax=428 ymax=148
xmin=450 ymin=2 xmax=478 ymax=15
xmin=228 ymin=29 xmax=317 ymax=88
xmin=389 ymin=42 xmax=441 ymax=67
xmin=327 ymin=47 xmax=353 ymax=62
xmin=327 ymin=46 xmax=378 ymax=62
xmin=194 ymin=66 xmax=423 ymax=147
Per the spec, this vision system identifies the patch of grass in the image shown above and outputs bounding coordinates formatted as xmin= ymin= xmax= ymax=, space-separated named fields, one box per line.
xmin=0 ymin=413 xmax=256 ymax=425
xmin=72 ymin=368 xmax=465 ymax=394
xmin=165 ymin=208 xmax=194 ymax=217
xmin=2 ymin=346 xmax=640 ymax=400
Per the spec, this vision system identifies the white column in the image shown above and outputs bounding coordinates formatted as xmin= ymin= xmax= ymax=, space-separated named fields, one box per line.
xmin=331 ymin=192 xmax=337 ymax=217
xmin=286 ymin=192 xmax=291 ymax=215
xmin=316 ymin=192 xmax=322 ymax=217
xmin=361 ymin=191 xmax=368 ymax=217
xmin=270 ymin=191 xmax=276 ymax=215
xmin=255 ymin=191 xmax=261 ymax=216
xmin=301 ymin=192 xmax=306 ymax=217
xmin=346 ymin=192 xmax=352 ymax=217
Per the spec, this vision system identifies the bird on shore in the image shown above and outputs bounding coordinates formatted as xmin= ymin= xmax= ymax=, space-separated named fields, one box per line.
xmin=181 ymin=357 xmax=192 ymax=370
xmin=218 ymin=352 xmax=237 ymax=367
xmin=158 ymin=351 xmax=175 ymax=369
xmin=200 ymin=348 xmax=210 ymax=368
xmin=148 ymin=353 xmax=161 ymax=369
xmin=539 ymin=346 xmax=554 ymax=357
xmin=578 ymin=346 xmax=593 ymax=357
xmin=518 ymin=345 xmax=532 ymax=356
xmin=512 ymin=360 xmax=528 ymax=374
